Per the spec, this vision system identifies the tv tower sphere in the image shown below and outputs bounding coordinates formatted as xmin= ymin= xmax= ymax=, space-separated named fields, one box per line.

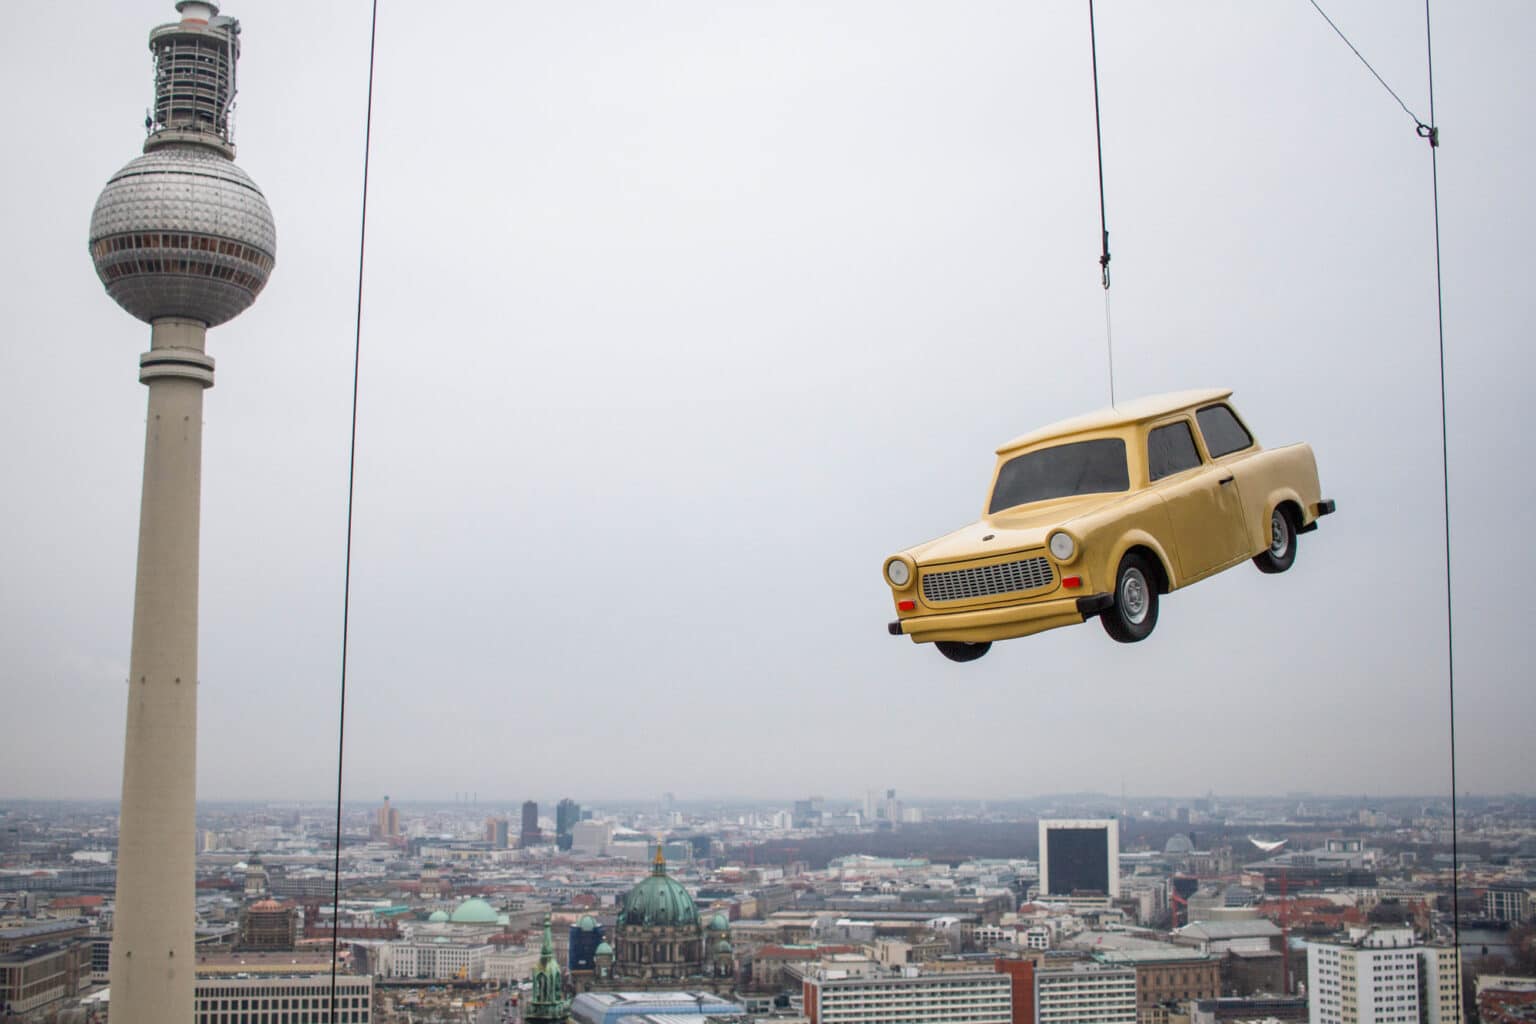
xmin=90 ymin=5 xmax=275 ymax=1024
xmin=89 ymin=1 xmax=275 ymax=327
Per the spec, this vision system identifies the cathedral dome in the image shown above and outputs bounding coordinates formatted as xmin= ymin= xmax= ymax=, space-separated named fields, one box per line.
xmin=708 ymin=912 xmax=730 ymax=932
xmin=428 ymin=910 xmax=449 ymax=923
xmin=620 ymin=850 xmax=698 ymax=927
xmin=577 ymin=914 xmax=598 ymax=931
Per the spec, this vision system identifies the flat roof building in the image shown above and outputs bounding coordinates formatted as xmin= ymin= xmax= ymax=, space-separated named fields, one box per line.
xmin=194 ymin=973 xmax=373 ymax=1024
xmin=1038 ymin=820 xmax=1120 ymax=899
xmin=803 ymin=969 xmax=1012 ymax=1024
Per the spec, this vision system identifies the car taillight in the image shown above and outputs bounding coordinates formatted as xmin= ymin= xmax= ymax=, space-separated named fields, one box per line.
xmin=898 ymin=599 xmax=916 ymax=612
xmin=1062 ymin=576 xmax=1082 ymax=589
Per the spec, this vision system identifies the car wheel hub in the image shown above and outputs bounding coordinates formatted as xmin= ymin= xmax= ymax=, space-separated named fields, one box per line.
xmin=1270 ymin=512 xmax=1289 ymax=556
xmin=1121 ymin=569 xmax=1148 ymax=624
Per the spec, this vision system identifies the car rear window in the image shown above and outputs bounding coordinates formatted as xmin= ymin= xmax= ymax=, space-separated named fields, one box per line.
xmin=1196 ymin=404 xmax=1253 ymax=458
xmin=988 ymin=438 xmax=1129 ymax=513
xmin=1148 ymin=421 xmax=1202 ymax=481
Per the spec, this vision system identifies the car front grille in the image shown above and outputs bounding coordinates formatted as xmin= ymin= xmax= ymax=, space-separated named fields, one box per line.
xmin=921 ymin=556 xmax=1055 ymax=603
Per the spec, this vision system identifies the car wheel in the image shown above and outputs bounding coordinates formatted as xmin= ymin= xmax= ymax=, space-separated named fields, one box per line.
xmin=1252 ymin=506 xmax=1297 ymax=574
xmin=1102 ymin=553 xmax=1159 ymax=643
xmin=936 ymin=640 xmax=992 ymax=663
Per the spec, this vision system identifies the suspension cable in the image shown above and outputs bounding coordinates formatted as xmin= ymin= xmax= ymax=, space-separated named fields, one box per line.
xmin=329 ymin=0 xmax=380 ymax=1018
xmin=1309 ymin=0 xmax=1457 ymax=961
xmin=1419 ymin=0 xmax=1461 ymax=968
xmin=1306 ymin=0 xmax=1436 ymax=141
xmin=1088 ymin=0 xmax=1115 ymax=406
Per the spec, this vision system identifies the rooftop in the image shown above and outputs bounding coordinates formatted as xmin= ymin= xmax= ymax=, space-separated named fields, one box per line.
xmin=997 ymin=389 xmax=1233 ymax=453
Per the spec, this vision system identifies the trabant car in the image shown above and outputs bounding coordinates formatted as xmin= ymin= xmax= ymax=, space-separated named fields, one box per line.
xmin=883 ymin=389 xmax=1334 ymax=661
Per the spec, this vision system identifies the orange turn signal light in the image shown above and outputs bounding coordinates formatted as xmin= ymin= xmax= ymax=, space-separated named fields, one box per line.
xmin=898 ymin=599 xmax=916 ymax=612
xmin=1062 ymin=576 xmax=1082 ymax=589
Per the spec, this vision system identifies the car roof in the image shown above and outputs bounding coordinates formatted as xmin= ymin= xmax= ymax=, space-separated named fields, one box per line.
xmin=995 ymin=388 xmax=1234 ymax=455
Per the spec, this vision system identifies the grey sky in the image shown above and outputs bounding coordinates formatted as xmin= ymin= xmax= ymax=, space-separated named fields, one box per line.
xmin=2 ymin=1 xmax=1532 ymax=802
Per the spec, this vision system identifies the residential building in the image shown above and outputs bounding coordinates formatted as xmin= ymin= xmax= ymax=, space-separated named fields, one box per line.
xmin=1306 ymin=926 xmax=1462 ymax=1024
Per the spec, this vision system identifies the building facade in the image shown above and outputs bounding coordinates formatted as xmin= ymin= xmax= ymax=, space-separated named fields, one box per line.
xmin=1038 ymin=820 xmax=1121 ymax=899
xmin=1035 ymin=961 xmax=1137 ymax=1024
xmin=194 ymin=974 xmax=373 ymax=1024
xmin=1306 ymin=926 xmax=1462 ymax=1024
xmin=0 ymin=941 xmax=90 ymax=1016
xmin=803 ymin=969 xmax=1012 ymax=1024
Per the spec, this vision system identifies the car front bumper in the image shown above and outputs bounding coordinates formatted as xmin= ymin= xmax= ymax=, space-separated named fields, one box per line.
xmin=888 ymin=593 xmax=1113 ymax=645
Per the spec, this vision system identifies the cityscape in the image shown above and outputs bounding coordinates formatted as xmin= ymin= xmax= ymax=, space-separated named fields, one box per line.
xmin=4 ymin=1 xmax=1535 ymax=1024
xmin=3 ymin=792 xmax=1536 ymax=1023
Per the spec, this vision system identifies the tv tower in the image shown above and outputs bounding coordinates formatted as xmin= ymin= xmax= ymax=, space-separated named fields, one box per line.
xmin=88 ymin=4 xmax=275 ymax=1023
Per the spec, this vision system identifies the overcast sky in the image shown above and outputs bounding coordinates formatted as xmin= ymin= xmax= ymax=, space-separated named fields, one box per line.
xmin=2 ymin=1 xmax=1532 ymax=804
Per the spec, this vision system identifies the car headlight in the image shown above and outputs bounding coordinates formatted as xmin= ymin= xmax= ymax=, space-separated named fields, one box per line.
xmin=1048 ymin=531 xmax=1077 ymax=562
xmin=885 ymin=557 xmax=913 ymax=588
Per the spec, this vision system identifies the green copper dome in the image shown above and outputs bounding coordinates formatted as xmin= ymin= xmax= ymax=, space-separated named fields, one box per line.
xmin=708 ymin=912 xmax=730 ymax=932
xmin=594 ymin=941 xmax=614 ymax=956
xmin=620 ymin=851 xmax=698 ymax=927
xmin=449 ymin=897 xmax=499 ymax=924
xmin=428 ymin=910 xmax=449 ymax=923
xmin=578 ymin=914 xmax=598 ymax=931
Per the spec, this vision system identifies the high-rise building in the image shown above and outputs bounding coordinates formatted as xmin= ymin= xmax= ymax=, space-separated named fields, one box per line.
xmin=521 ymin=801 xmax=542 ymax=846
xmin=557 ymin=799 xmax=581 ymax=850
xmin=89 ymin=5 xmax=276 ymax=1024
xmin=1039 ymin=819 xmax=1120 ymax=898
xmin=1307 ymin=926 xmax=1462 ymax=1024
xmin=375 ymin=796 xmax=400 ymax=839
xmin=485 ymin=817 xmax=510 ymax=849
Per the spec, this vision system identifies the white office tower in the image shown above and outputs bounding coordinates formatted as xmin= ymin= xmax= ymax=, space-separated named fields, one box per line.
xmin=1307 ymin=927 xmax=1463 ymax=1024
xmin=88 ymin=4 xmax=275 ymax=1023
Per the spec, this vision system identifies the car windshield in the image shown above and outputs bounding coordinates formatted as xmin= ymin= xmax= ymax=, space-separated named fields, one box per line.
xmin=988 ymin=437 xmax=1130 ymax=513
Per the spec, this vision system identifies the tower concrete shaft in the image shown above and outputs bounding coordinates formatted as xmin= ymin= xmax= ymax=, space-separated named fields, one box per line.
xmin=111 ymin=318 xmax=214 ymax=1024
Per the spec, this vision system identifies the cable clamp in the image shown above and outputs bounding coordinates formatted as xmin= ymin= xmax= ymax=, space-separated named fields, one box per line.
xmin=1417 ymin=122 xmax=1439 ymax=147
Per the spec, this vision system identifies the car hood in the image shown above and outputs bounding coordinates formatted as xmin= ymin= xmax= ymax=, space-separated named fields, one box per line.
xmin=905 ymin=495 xmax=1117 ymax=565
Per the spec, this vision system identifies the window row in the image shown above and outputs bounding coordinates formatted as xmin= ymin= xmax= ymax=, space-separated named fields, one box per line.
xmin=95 ymin=233 xmax=273 ymax=272
xmin=100 ymin=256 xmax=265 ymax=291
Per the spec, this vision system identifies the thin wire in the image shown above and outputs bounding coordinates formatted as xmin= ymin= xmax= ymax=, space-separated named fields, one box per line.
xmin=1306 ymin=0 xmax=1430 ymax=132
xmin=1103 ymin=290 xmax=1116 ymax=408
xmin=1420 ymin=0 xmax=1461 ymax=970
xmin=1088 ymin=0 xmax=1115 ymax=407
xmin=330 ymin=0 xmax=380 ymax=1018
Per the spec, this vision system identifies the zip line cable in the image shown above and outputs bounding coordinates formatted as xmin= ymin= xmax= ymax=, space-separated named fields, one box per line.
xmin=1310 ymin=0 xmax=1458 ymax=961
xmin=1088 ymin=0 xmax=1116 ymax=407
xmin=330 ymin=0 xmax=379 ymax=1018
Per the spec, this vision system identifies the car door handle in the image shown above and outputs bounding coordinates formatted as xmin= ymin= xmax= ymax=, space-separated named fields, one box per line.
xmin=1219 ymin=475 xmax=1235 ymax=485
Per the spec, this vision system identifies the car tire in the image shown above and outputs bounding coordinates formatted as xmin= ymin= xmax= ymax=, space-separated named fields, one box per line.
xmin=936 ymin=640 xmax=992 ymax=663
xmin=1102 ymin=553 xmax=1159 ymax=643
xmin=1252 ymin=506 xmax=1297 ymax=574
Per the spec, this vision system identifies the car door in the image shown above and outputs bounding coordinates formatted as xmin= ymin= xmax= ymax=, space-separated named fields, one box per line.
xmin=1147 ymin=418 xmax=1249 ymax=581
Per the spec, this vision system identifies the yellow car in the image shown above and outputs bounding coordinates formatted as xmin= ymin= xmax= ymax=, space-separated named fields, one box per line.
xmin=883 ymin=389 xmax=1335 ymax=661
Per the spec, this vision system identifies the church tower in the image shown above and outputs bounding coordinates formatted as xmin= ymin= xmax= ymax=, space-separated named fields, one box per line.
xmin=525 ymin=915 xmax=570 ymax=1024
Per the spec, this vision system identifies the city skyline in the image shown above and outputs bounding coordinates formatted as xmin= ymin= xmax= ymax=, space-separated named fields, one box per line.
xmin=4 ymin=1 xmax=1535 ymax=802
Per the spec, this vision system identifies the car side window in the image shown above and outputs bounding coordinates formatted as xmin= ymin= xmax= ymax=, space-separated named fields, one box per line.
xmin=1148 ymin=421 xmax=1202 ymax=481
xmin=1196 ymin=404 xmax=1254 ymax=458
